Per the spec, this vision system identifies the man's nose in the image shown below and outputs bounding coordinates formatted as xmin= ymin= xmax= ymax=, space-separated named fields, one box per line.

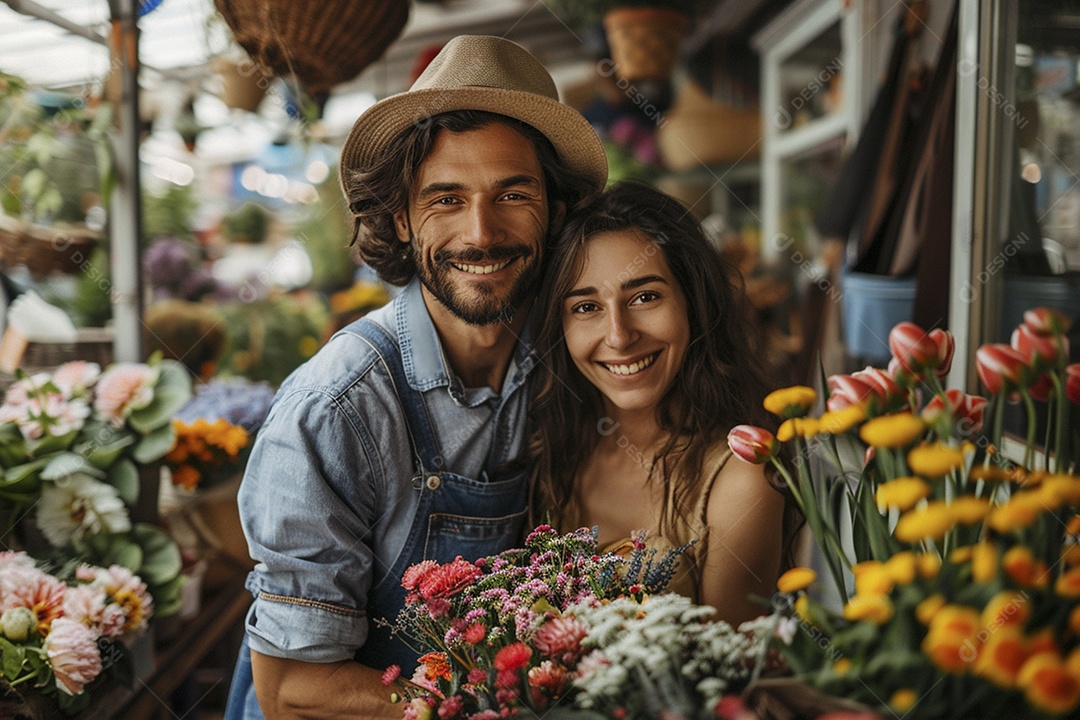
xmin=463 ymin=202 xmax=500 ymax=247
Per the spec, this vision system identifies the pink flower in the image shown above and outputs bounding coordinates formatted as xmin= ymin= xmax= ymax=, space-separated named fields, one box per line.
xmin=437 ymin=695 xmax=463 ymax=719
xmin=467 ymin=667 xmax=488 ymax=685
xmin=0 ymin=551 xmax=35 ymax=570
xmin=380 ymin=664 xmax=400 ymax=685
xmin=62 ymin=584 xmax=106 ymax=631
xmin=826 ymin=374 xmax=878 ymax=411
xmin=463 ymin=622 xmax=486 ymax=645
xmin=51 ymin=361 xmax=101 ymax=398
xmin=93 ymin=363 xmax=158 ymax=426
xmin=975 ymin=344 xmax=1029 ymax=395
xmin=889 ymin=322 xmax=939 ymax=375
xmin=727 ymin=425 xmax=779 ymax=464
xmin=0 ymin=565 xmax=66 ymax=635
xmin=1023 ymin=307 xmax=1071 ymax=336
xmin=468 ymin=711 xmax=498 ymax=720
xmin=402 ymin=560 xmax=438 ymax=590
xmin=533 ymin=615 xmax=588 ymax=662
xmin=929 ymin=328 xmax=955 ymax=377
xmin=418 ymin=557 xmax=482 ymax=601
xmin=527 ymin=660 xmax=567 ymax=694
xmin=1012 ymin=323 xmax=1069 ymax=369
xmin=920 ymin=389 xmax=988 ymax=435
xmin=45 ymin=618 xmax=103 ymax=695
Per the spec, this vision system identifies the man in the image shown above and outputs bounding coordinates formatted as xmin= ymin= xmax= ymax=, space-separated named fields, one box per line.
xmin=225 ymin=36 xmax=606 ymax=720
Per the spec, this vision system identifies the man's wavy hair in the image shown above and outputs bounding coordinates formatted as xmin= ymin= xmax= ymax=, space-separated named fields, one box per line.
xmin=529 ymin=180 xmax=803 ymax=569
xmin=342 ymin=110 xmax=598 ymax=286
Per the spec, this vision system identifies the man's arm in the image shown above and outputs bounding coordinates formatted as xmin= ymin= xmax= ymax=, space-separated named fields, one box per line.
xmin=251 ymin=651 xmax=399 ymax=720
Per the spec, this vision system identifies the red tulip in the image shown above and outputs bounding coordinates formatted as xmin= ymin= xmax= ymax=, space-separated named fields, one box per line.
xmin=853 ymin=367 xmax=904 ymax=406
xmin=728 ymin=425 xmax=780 ymax=464
xmin=1023 ymin=307 xmax=1071 ymax=336
xmin=826 ymin=374 xmax=878 ymax=411
xmin=929 ymin=328 xmax=954 ymax=377
xmin=1027 ymin=373 xmax=1052 ymax=402
xmin=921 ymin=388 xmax=988 ymax=434
xmin=1066 ymin=364 xmax=1080 ymax=405
xmin=889 ymin=322 xmax=939 ymax=375
xmin=975 ymin=344 xmax=1029 ymax=395
xmin=1012 ymin=323 xmax=1069 ymax=368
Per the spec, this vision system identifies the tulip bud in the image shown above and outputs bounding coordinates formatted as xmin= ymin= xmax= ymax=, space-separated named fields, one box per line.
xmin=1012 ymin=323 xmax=1068 ymax=369
xmin=889 ymin=322 xmax=943 ymax=376
xmin=975 ymin=344 xmax=1028 ymax=395
xmin=727 ymin=425 xmax=780 ymax=464
xmin=1022 ymin=307 xmax=1071 ymax=336
xmin=1066 ymin=364 xmax=1080 ymax=405
xmin=826 ymin=374 xmax=877 ymax=411
xmin=928 ymin=328 xmax=954 ymax=377
xmin=1 ymin=606 xmax=37 ymax=642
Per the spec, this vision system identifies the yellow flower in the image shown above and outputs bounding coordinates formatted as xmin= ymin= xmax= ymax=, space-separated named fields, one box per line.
xmin=895 ymin=501 xmax=955 ymax=543
xmin=885 ymin=551 xmax=917 ymax=585
xmin=948 ymin=496 xmax=991 ymax=525
xmin=987 ymin=494 xmax=1044 ymax=533
xmin=859 ymin=413 xmax=926 ymax=448
xmin=1068 ymin=647 xmax=1080 ymax=677
xmin=776 ymin=417 xmax=820 ymax=442
xmin=916 ymin=552 xmax=942 ymax=579
xmin=1003 ymin=546 xmax=1049 ymax=588
xmin=981 ymin=591 xmax=1030 ymax=629
xmin=928 ymin=605 xmax=981 ymax=640
xmin=794 ymin=594 xmax=811 ymax=623
xmin=299 ymin=335 xmax=320 ymax=358
xmin=949 ymin=545 xmax=974 ymax=564
xmin=907 ymin=442 xmax=965 ymax=477
xmin=843 ymin=594 xmax=894 ymax=624
xmin=1069 ymin=605 xmax=1080 ymax=637
xmin=763 ymin=386 xmax=817 ymax=418
xmin=889 ymin=689 xmax=918 ymax=713
xmin=853 ymin=562 xmax=894 ymax=597
xmin=818 ymin=404 xmax=866 ymax=435
xmin=922 ymin=632 xmax=976 ymax=674
xmin=1055 ymin=566 xmax=1080 ymax=598
xmin=970 ymin=465 xmax=1028 ymax=483
xmin=974 ymin=626 xmax=1028 ymax=689
xmin=1040 ymin=474 xmax=1080 ymax=506
xmin=1018 ymin=654 xmax=1080 ymax=715
xmin=971 ymin=544 xmax=1001 ymax=584
xmin=875 ymin=477 xmax=931 ymax=512
xmin=916 ymin=594 xmax=946 ymax=625
xmin=777 ymin=567 xmax=816 ymax=594
xmin=1062 ymin=544 xmax=1080 ymax=568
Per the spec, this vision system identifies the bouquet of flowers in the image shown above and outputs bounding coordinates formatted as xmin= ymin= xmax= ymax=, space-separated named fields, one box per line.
xmin=728 ymin=308 xmax=1080 ymax=718
xmin=384 ymin=526 xmax=778 ymax=719
xmin=0 ymin=357 xmax=191 ymax=618
xmin=0 ymin=551 xmax=154 ymax=715
xmin=164 ymin=418 xmax=249 ymax=492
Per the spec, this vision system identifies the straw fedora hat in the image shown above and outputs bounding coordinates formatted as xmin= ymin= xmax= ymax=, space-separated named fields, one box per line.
xmin=339 ymin=35 xmax=608 ymax=192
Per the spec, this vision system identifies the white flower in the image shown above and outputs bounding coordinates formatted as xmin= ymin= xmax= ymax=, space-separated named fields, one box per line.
xmin=36 ymin=475 xmax=131 ymax=547
xmin=51 ymin=361 xmax=101 ymax=398
xmin=44 ymin=617 xmax=102 ymax=695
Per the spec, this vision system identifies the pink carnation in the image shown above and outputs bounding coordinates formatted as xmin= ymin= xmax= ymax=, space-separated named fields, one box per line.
xmin=437 ymin=695 xmax=463 ymax=719
xmin=45 ymin=618 xmax=103 ymax=695
xmin=93 ymin=363 xmax=158 ymax=426
xmin=466 ymin=667 xmax=488 ymax=685
xmin=381 ymin=664 xmax=400 ymax=685
xmin=402 ymin=560 xmax=438 ymax=590
xmin=418 ymin=557 xmax=482 ymax=601
xmin=532 ymin=615 xmax=588 ymax=662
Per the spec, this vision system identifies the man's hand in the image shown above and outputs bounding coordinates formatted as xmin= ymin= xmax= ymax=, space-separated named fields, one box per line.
xmin=251 ymin=650 xmax=400 ymax=720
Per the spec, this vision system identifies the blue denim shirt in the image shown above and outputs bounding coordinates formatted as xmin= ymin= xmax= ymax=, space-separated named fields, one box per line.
xmin=239 ymin=279 xmax=536 ymax=663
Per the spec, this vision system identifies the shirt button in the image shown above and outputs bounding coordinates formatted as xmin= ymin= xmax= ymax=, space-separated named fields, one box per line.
xmin=425 ymin=475 xmax=441 ymax=491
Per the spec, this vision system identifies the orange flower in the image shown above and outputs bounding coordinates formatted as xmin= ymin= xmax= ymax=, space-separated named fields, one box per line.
xmin=948 ymin=496 xmax=991 ymax=525
xmin=1056 ymin=566 xmax=1080 ymax=598
xmin=981 ymin=591 xmax=1029 ymax=629
xmin=889 ymin=688 xmax=918 ymax=712
xmin=922 ymin=631 xmax=976 ymax=674
xmin=171 ymin=465 xmax=201 ymax=492
xmin=974 ymin=626 xmax=1028 ymax=688
xmin=928 ymin=605 xmax=981 ymax=641
xmin=1018 ymin=654 xmax=1080 ymax=715
xmin=1028 ymin=630 xmax=1058 ymax=658
xmin=895 ymin=501 xmax=955 ymax=543
xmin=417 ymin=651 xmax=452 ymax=682
xmin=1003 ymin=546 xmax=1049 ymax=588
xmin=916 ymin=594 xmax=946 ymax=625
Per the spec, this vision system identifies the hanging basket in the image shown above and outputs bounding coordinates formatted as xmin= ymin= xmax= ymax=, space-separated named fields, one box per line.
xmin=213 ymin=54 xmax=270 ymax=112
xmin=657 ymin=80 xmax=761 ymax=170
xmin=0 ymin=216 xmax=100 ymax=279
xmin=213 ymin=0 xmax=410 ymax=95
xmin=603 ymin=6 xmax=689 ymax=83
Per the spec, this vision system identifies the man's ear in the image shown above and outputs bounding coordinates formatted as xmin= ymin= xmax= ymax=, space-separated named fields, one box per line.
xmin=393 ymin=210 xmax=411 ymax=244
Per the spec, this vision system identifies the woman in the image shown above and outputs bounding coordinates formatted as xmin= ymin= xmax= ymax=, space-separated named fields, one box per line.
xmin=530 ymin=181 xmax=798 ymax=625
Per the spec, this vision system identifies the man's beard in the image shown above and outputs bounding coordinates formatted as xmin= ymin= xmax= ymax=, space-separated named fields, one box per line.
xmin=410 ymin=239 xmax=542 ymax=326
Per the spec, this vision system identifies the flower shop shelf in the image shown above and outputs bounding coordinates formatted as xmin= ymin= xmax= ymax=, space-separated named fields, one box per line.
xmin=80 ymin=575 xmax=250 ymax=720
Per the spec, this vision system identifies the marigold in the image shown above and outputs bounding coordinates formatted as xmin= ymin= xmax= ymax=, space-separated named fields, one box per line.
xmin=776 ymin=567 xmax=816 ymax=594
xmin=417 ymin=652 xmax=452 ymax=682
xmin=875 ymin=477 xmax=931 ymax=512
xmin=916 ymin=594 xmax=946 ymax=625
xmin=842 ymin=594 xmax=894 ymax=624
xmin=853 ymin=563 xmax=894 ymax=597
xmin=833 ymin=657 xmax=851 ymax=675
xmin=889 ymin=688 xmax=918 ymax=712
xmin=928 ymin=605 xmax=981 ymax=642
xmin=949 ymin=496 xmax=992 ymax=525
xmin=974 ymin=626 xmax=1029 ymax=689
xmin=794 ymin=594 xmax=811 ymax=623
xmin=1028 ymin=630 xmax=1058 ymax=658
xmin=981 ymin=591 xmax=1029 ymax=630
xmin=1055 ymin=566 xmax=1080 ymax=598
xmin=907 ymin=443 xmax=965 ymax=478
xmin=493 ymin=642 xmax=532 ymax=673
xmin=859 ymin=413 xmax=926 ymax=448
xmin=922 ymin=631 xmax=975 ymax=674
xmin=1003 ymin=546 xmax=1049 ymax=588
xmin=1018 ymin=654 xmax=1080 ymax=715
xmin=170 ymin=464 xmax=201 ymax=492
xmin=763 ymin=386 xmax=817 ymax=419
xmin=894 ymin=501 xmax=955 ymax=543
xmin=916 ymin=552 xmax=942 ymax=579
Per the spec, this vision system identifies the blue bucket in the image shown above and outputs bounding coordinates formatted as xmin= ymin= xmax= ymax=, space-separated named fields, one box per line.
xmin=841 ymin=271 xmax=917 ymax=363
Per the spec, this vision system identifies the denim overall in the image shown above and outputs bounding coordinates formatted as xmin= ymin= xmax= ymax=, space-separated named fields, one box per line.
xmin=225 ymin=319 xmax=528 ymax=719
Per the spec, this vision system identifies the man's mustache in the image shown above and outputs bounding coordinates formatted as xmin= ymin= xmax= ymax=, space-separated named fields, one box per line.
xmin=431 ymin=245 xmax=533 ymax=266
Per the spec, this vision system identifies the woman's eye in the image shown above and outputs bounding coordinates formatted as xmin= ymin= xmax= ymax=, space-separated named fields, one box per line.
xmin=631 ymin=290 xmax=660 ymax=305
xmin=570 ymin=301 xmax=599 ymax=315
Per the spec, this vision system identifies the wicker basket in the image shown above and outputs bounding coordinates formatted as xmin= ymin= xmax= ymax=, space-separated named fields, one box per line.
xmin=0 ymin=215 xmax=101 ymax=278
xmin=213 ymin=0 xmax=410 ymax=94
xmin=603 ymin=7 xmax=689 ymax=82
xmin=657 ymin=80 xmax=761 ymax=171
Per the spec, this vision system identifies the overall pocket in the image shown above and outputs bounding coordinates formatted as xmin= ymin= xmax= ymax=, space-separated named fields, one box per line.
xmin=424 ymin=509 xmax=528 ymax=563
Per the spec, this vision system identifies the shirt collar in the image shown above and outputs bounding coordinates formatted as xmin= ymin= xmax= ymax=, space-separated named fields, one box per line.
xmin=395 ymin=278 xmax=538 ymax=402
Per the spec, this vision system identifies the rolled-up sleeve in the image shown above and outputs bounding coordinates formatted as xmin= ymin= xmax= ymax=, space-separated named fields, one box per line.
xmin=238 ymin=386 xmax=382 ymax=663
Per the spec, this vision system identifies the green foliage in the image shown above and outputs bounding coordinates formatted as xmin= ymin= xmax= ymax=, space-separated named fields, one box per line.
xmin=295 ymin=177 xmax=356 ymax=292
xmin=69 ymin=247 xmax=112 ymax=327
xmin=222 ymin=201 xmax=271 ymax=244
xmin=218 ymin=292 xmax=329 ymax=386
xmin=143 ymin=184 xmax=197 ymax=241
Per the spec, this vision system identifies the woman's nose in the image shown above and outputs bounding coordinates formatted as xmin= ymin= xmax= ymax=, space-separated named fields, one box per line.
xmin=605 ymin=309 xmax=638 ymax=349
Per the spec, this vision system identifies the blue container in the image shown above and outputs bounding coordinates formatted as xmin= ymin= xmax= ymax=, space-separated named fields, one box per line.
xmin=841 ymin=271 xmax=917 ymax=363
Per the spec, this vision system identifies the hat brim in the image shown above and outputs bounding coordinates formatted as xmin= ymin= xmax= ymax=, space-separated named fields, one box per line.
xmin=339 ymin=87 xmax=608 ymax=194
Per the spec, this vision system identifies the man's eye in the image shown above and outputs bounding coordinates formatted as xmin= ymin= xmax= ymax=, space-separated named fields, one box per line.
xmin=434 ymin=197 xmax=459 ymax=206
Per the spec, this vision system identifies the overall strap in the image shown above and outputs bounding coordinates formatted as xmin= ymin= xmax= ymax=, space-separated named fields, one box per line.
xmin=351 ymin=318 xmax=443 ymax=473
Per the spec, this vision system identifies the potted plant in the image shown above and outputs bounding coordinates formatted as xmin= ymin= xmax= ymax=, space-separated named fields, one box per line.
xmin=548 ymin=0 xmax=705 ymax=81
xmin=0 ymin=73 xmax=112 ymax=278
